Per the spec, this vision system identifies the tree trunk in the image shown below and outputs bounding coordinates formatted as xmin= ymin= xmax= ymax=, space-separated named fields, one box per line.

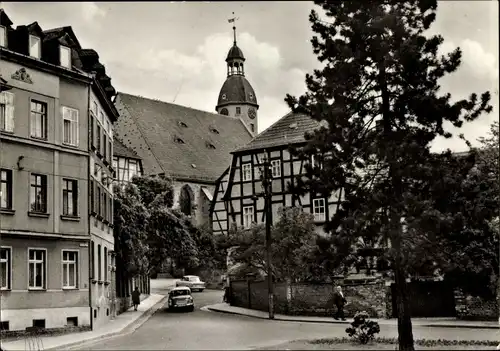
xmin=393 ymin=233 xmax=415 ymax=351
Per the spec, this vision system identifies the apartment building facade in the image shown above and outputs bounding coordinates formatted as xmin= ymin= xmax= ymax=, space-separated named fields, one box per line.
xmin=0 ymin=10 xmax=118 ymax=332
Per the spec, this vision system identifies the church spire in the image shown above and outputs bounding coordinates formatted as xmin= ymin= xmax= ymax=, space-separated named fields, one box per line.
xmin=228 ymin=12 xmax=238 ymax=46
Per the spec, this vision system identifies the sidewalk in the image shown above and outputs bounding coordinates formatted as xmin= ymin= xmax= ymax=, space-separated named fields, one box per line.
xmin=0 ymin=294 xmax=167 ymax=351
xmin=206 ymin=303 xmax=500 ymax=330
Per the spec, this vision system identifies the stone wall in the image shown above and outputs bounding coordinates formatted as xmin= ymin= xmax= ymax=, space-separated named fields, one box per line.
xmin=230 ymin=279 xmax=388 ymax=318
xmin=454 ymin=289 xmax=499 ymax=321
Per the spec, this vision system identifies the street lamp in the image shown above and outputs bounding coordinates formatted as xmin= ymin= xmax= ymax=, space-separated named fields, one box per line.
xmin=253 ymin=151 xmax=275 ymax=319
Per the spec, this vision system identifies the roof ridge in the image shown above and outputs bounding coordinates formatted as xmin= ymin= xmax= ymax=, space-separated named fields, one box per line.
xmin=250 ymin=110 xmax=295 ymax=142
xmin=117 ymin=91 xmax=240 ymax=121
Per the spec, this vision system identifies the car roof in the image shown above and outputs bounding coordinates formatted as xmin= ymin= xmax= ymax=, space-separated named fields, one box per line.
xmin=171 ymin=286 xmax=191 ymax=291
xmin=184 ymin=275 xmax=199 ymax=278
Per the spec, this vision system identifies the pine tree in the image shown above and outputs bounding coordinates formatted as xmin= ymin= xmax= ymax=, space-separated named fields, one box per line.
xmin=285 ymin=1 xmax=492 ymax=350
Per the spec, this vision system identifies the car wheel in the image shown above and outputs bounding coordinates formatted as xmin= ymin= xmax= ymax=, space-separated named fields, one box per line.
xmin=188 ymin=306 xmax=194 ymax=312
xmin=199 ymin=289 xmax=204 ymax=292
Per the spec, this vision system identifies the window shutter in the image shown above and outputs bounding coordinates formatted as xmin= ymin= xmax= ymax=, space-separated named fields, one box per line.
xmin=5 ymin=105 xmax=14 ymax=132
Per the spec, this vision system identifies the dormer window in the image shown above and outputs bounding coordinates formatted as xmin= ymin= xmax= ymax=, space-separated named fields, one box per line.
xmin=29 ymin=35 xmax=41 ymax=59
xmin=0 ymin=26 xmax=6 ymax=47
xmin=60 ymin=45 xmax=71 ymax=68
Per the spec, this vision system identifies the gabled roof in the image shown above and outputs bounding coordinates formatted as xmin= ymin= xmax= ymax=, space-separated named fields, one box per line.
xmin=113 ymin=137 xmax=141 ymax=160
xmin=0 ymin=9 xmax=13 ymax=27
xmin=234 ymin=111 xmax=322 ymax=153
xmin=114 ymin=92 xmax=253 ymax=183
xmin=42 ymin=26 xmax=82 ymax=49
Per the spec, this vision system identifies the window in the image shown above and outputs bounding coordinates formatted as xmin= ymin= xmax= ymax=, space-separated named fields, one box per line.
xmin=91 ymin=101 xmax=98 ymax=117
xmin=96 ymin=125 xmax=101 ymax=154
xmin=98 ymin=111 xmax=104 ymax=125
xmin=108 ymin=140 xmax=112 ymax=163
xmin=103 ymin=134 xmax=107 ymax=160
xmin=241 ymin=163 xmax=252 ymax=181
xmin=90 ymin=180 xmax=95 ymax=213
xmin=97 ymin=186 xmax=101 ymax=217
xmin=0 ymin=92 xmax=15 ymax=132
xmin=103 ymin=192 xmax=107 ymax=221
xmin=62 ymin=179 xmax=78 ymax=216
xmin=90 ymin=116 xmax=94 ymax=148
xmin=62 ymin=106 xmax=79 ymax=146
xmin=29 ymin=35 xmax=41 ymax=58
xmin=236 ymin=107 xmax=241 ymax=115
xmin=129 ymin=159 xmax=137 ymax=181
xmin=0 ymin=169 xmax=12 ymax=210
xmin=312 ymin=198 xmax=326 ymax=222
xmin=271 ymin=160 xmax=281 ymax=177
xmin=104 ymin=247 xmax=108 ymax=282
xmin=0 ymin=247 xmax=11 ymax=290
xmin=62 ymin=251 xmax=78 ymax=288
xmin=90 ymin=241 xmax=95 ymax=279
xmin=243 ymin=206 xmax=254 ymax=229
xmin=30 ymin=174 xmax=47 ymax=213
xmin=60 ymin=45 xmax=71 ymax=68
xmin=0 ymin=25 xmax=6 ymax=47
xmin=97 ymin=244 xmax=102 ymax=281
xmin=28 ymin=249 xmax=46 ymax=289
xmin=118 ymin=158 xmax=128 ymax=182
xmin=250 ymin=123 xmax=255 ymax=133
xmin=30 ymin=100 xmax=47 ymax=139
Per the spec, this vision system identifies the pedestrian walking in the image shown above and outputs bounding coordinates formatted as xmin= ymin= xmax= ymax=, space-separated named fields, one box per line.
xmin=332 ymin=285 xmax=347 ymax=321
xmin=132 ymin=286 xmax=141 ymax=311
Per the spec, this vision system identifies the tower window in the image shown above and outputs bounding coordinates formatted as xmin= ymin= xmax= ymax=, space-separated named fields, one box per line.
xmin=221 ymin=94 xmax=227 ymax=100
xmin=236 ymin=107 xmax=241 ymax=115
xmin=220 ymin=108 xmax=229 ymax=116
xmin=250 ymin=123 xmax=255 ymax=133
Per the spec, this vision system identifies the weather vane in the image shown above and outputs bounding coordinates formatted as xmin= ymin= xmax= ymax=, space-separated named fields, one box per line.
xmin=228 ymin=12 xmax=239 ymax=44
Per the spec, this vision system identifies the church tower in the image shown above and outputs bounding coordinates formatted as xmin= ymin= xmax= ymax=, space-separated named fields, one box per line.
xmin=216 ymin=18 xmax=259 ymax=136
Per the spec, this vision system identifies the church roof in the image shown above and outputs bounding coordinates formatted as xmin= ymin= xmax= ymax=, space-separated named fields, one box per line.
xmin=217 ymin=75 xmax=258 ymax=109
xmin=113 ymin=137 xmax=141 ymax=160
xmin=234 ymin=112 xmax=322 ymax=153
xmin=226 ymin=44 xmax=245 ymax=62
xmin=114 ymin=92 xmax=253 ymax=183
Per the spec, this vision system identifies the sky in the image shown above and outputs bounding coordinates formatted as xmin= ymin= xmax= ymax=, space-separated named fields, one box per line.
xmin=1 ymin=1 xmax=498 ymax=152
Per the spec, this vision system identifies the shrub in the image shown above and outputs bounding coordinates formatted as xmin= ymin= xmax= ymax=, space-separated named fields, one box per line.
xmin=345 ymin=311 xmax=380 ymax=344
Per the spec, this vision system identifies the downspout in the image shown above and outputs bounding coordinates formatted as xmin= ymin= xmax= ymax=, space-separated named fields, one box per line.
xmin=87 ymin=81 xmax=93 ymax=331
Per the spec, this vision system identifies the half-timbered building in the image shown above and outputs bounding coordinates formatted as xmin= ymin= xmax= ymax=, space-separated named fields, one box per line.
xmin=211 ymin=111 xmax=342 ymax=236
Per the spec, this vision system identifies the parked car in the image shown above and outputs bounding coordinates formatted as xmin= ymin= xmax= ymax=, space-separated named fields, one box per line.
xmin=176 ymin=275 xmax=206 ymax=292
xmin=167 ymin=287 xmax=194 ymax=312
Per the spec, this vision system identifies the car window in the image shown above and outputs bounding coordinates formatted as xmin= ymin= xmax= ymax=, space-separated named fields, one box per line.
xmin=171 ymin=290 xmax=189 ymax=297
xmin=189 ymin=277 xmax=200 ymax=282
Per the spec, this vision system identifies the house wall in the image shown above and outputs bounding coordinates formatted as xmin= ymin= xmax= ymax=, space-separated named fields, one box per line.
xmin=171 ymin=180 xmax=214 ymax=227
xmin=0 ymin=58 xmax=91 ymax=331
xmin=211 ymin=147 xmax=342 ymax=236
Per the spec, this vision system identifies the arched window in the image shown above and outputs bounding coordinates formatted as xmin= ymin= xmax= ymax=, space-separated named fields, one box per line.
xmin=220 ymin=108 xmax=229 ymax=116
xmin=179 ymin=185 xmax=194 ymax=216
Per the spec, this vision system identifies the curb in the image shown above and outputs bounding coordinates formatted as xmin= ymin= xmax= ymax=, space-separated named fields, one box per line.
xmin=206 ymin=307 xmax=499 ymax=330
xmin=48 ymin=295 xmax=169 ymax=351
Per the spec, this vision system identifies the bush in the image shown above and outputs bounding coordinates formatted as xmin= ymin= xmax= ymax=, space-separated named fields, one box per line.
xmin=345 ymin=311 xmax=380 ymax=344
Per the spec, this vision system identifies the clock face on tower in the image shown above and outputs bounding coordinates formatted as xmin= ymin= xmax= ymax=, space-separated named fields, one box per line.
xmin=248 ymin=108 xmax=256 ymax=120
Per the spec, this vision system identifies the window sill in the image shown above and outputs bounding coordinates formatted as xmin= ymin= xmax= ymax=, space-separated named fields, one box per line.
xmin=30 ymin=136 xmax=48 ymax=142
xmin=104 ymin=281 xmax=110 ymax=286
xmin=98 ymin=280 xmax=104 ymax=285
xmin=0 ymin=288 xmax=12 ymax=292
xmin=62 ymin=287 xmax=79 ymax=291
xmin=62 ymin=142 xmax=79 ymax=149
xmin=28 ymin=212 xmax=50 ymax=218
xmin=0 ymin=209 xmax=15 ymax=215
xmin=103 ymin=219 xmax=109 ymax=225
xmin=28 ymin=288 xmax=46 ymax=291
xmin=60 ymin=215 xmax=80 ymax=222
xmin=91 ymin=279 xmax=97 ymax=284
xmin=96 ymin=215 xmax=103 ymax=221
xmin=0 ymin=130 xmax=14 ymax=135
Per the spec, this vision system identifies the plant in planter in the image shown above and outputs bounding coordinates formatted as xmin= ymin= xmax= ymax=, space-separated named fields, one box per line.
xmin=345 ymin=311 xmax=380 ymax=344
